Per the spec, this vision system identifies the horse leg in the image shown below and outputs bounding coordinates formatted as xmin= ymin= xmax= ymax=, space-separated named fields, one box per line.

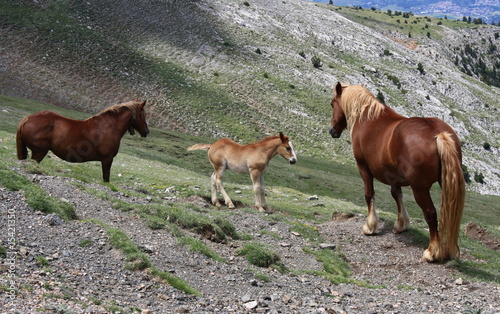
xmin=391 ymin=185 xmax=410 ymax=233
xmin=250 ymin=169 xmax=266 ymax=212
xmin=101 ymin=158 xmax=113 ymax=182
xmin=412 ymin=187 xmax=440 ymax=262
xmin=210 ymin=171 xmax=222 ymax=207
xmin=259 ymin=175 xmax=268 ymax=211
xmin=359 ymin=167 xmax=378 ymax=235
xmin=31 ymin=149 xmax=49 ymax=163
xmin=213 ymin=168 xmax=234 ymax=209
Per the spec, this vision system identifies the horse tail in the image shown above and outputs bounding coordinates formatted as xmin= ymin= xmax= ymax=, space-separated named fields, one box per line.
xmin=16 ymin=117 xmax=29 ymax=160
xmin=435 ymin=132 xmax=465 ymax=260
xmin=187 ymin=143 xmax=212 ymax=151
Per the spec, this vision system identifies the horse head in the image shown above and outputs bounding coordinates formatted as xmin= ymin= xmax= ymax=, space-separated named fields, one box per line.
xmin=130 ymin=100 xmax=150 ymax=137
xmin=277 ymin=132 xmax=297 ymax=164
xmin=329 ymin=82 xmax=348 ymax=138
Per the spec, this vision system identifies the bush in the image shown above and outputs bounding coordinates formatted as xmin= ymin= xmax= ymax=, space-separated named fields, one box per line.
xmin=311 ymin=56 xmax=322 ymax=68
xmin=474 ymin=172 xmax=485 ymax=184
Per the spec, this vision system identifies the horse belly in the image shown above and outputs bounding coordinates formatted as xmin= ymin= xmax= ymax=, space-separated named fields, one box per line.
xmin=227 ymin=161 xmax=250 ymax=174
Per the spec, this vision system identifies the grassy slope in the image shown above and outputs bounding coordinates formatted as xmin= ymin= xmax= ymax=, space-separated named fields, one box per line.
xmin=1 ymin=95 xmax=499 ymax=283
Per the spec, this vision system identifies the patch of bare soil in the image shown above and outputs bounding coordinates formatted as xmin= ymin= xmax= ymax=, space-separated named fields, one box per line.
xmin=465 ymin=222 xmax=500 ymax=252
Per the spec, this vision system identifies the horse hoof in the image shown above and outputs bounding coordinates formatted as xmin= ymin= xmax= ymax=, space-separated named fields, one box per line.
xmin=362 ymin=224 xmax=376 ymax=235
xmin=422 ymin=249 xmax=435 ymax=262
xmin=228 ymin=204 xmax=235 ymax=209
xmin=392 ymin=226 xmax=408 ymax=234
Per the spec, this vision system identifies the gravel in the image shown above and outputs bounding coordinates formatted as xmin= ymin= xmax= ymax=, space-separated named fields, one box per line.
xmin=1 ymin=172 xmax=499 ymax=313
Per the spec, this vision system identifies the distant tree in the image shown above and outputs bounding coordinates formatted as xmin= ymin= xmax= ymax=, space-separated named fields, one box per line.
xmin=376 ymin=90 xmax=385 ymax=104
xmin=311 ymin=56 xmax=322 ymax=69
xmin=462 ymin=16 xmax=468 ymax=22
xmin=417 ymin=62 xmax=425 ymax=74
xmin=387 ymin=9 xmax=392 ymax=16
xmin=474 ymin=172 xmax=485 ymax=184
xmin=462 ymin=165 xmax=471 ymax=184
xmin=329 ymin=0 xmax=333 ymax=4
xmin=371 ymin=7 xmax=376 ymax=11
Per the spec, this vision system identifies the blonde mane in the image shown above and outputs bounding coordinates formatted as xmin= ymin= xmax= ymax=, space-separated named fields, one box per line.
xmin=337 ymin=84 xmax=385 ymax=134
xmin=90 ymin=100 xmax=142 ymax=120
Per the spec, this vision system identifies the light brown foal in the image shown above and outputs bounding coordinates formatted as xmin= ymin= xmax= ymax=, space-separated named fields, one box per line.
xmin=188 ymin=133 xmax=297 ymax=212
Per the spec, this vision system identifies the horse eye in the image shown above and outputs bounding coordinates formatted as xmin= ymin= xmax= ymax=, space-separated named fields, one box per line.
xmin=286 ymin=147 xmax=291 ymax=151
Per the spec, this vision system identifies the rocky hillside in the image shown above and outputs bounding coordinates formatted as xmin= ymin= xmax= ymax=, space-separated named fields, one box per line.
xmin=0 ymin=0 xmax=499 ymax=194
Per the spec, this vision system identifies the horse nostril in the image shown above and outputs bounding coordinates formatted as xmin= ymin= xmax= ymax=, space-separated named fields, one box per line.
xmin=329 ymin=128 xmax=339 ymax=138
xmin=289 ymin=158 xmax=297 ymax=165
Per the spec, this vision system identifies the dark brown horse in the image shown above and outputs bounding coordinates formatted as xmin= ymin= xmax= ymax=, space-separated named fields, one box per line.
xmin=329 ymin=82 xmax=465 ymax=262
xmin=188 ymin=133 xmax=297 ymax=212
xmin=16 ymin=100 xmax=149 ymax=182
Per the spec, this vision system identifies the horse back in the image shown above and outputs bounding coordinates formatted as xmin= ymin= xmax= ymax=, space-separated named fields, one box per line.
xmin=208 ymin=138 xmax=254 ymax=173
xmin=389 ymin=117 xmax=460 ymax=186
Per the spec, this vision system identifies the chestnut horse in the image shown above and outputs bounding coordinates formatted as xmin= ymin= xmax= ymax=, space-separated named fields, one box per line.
xmin=329 ymin=82 xmax=465 ymax=262
xmin=188 ymin=133 xmax=297 ymax=212
xmin=16 ymin=100 xmax=149 ymax=182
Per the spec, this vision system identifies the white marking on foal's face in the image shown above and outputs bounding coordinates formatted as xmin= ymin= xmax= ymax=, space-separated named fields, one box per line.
xmin=288 ymin=141 xmax=297 ymax=164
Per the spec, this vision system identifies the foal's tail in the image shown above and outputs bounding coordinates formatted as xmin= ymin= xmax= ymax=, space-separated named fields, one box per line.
xmin=187 ymin=143 xmax=212 ymax=151
xmin=436 ymin=132 xmax=465 ymax=260
xmin=16 ymin=117 xmax=29 ymax=160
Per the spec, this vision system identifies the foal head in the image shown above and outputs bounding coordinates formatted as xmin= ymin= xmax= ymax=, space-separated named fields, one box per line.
xmin=129 ymin=100 xmax=150 ymax=137
xmin=329 ymin=82 xmax=348 ymax=138
xmin=277 ymin=132 xmax=297 ymax=164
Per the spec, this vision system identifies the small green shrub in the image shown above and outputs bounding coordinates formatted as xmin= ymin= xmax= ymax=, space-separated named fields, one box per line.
xmin=474 ymin=172 xmax=485 ymax=184
xmin=311 ymin=56 xmax=322 ymax=68
xmin=237 ymin=242 xmax=287 ymax=272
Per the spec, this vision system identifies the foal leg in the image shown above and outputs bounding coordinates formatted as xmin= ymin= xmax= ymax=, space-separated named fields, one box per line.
xmin=213 ymin=168 xmax=235 ymax=209
xmin=250 ymin=169 xmax=266 ymax=212
xmin=412 ymin=187 xmax=440 ymax=262
xmin=210 ymin=172 xmax=222 ymax=207
xmin=391 ymin=185 xmax=410 ymax=234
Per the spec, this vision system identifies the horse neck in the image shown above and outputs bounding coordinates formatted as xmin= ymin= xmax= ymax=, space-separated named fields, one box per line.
xmin=92 ymin=109 xmax=134 ymax=135
xmin=257 ymin=137 xmax=282 ymax=160
xmin=350 ymin=104 xmax=404 ymax=135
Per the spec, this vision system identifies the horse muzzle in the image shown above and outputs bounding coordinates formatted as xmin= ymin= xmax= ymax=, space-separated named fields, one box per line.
xmin=329 ymin=127 xmax=341 ymax=138
xmin=141 ymin=129 xmax=150 ymax=138
xmin=289 ymin=158 xmax=297 ymax=165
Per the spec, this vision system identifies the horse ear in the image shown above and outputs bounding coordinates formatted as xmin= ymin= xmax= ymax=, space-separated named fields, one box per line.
xmin=279 ymin=132 xmax=286 ymax=142
xmin=335 ymin=82 xmax=343 ymax=96
xmin=141 ymin=100 xmax=146 ymax=108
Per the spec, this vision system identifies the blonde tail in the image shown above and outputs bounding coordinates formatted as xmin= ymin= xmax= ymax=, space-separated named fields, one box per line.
xmin=436 ymin=132 xmax=465 ymax=260
xmin=187 ymin=143 xmax=212 ymax=151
